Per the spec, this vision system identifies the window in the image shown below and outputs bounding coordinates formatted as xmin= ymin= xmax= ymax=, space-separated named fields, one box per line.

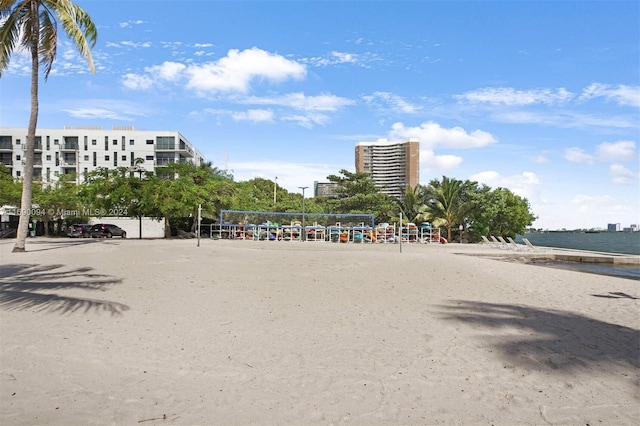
xmin=113 ymin=139 xmax=117 ymax=146
xmin=122 ymin=155 xmax=127 ymax=161
xmin=93 ymin=152 xmax=97 ymax=167
xmin=16 ymin=139 xmax=21 ymax=145
xmin=146 ymin=139 xmax=154 ymax=145
xmin=156 ymin=136 xmax=175 ymax=150
xmin=0 ymin=136 xmax=11 ymax=149
xmin=63 ymin=136 xmax=79 ymax=150
xmin=91 ymin=139 xmax=97 ymax=145
xmin=156 ymin=152 xmax=174 ymax=165
xmin=105 ymin=155 xmax=110 ymax=161
xmin=145 ymin=155 xmax=154 ymax=160
xmin=54 ymin=139 xmax=59 ymax=145
xmin=46 ymin=136 xmax=50 ymax=150
xmin=16 ymin=155 xmax=21 ymax=161
xmin=84 ymin=155 xmax=89 ymax=161
xmin=129 ymin=139 xmax=135 ymax=146
xmin=114 ymin=155 xmax=117 ymax=166
xmin=121 ymin=136 xmax=126 ymax=150
xmin=105 ymin=136 xmax=108 ymax=151
xmin=16 ymin=171 xmax=21 ymax=177
xmin=84 ymin=136 xmax=88 ymax=150
xmin=46 ymin=155 xmax=51 ymax=161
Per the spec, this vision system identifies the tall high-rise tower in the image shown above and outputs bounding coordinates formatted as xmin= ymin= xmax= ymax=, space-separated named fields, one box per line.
xmin=355 ymin=138 xmax=419 ymax=199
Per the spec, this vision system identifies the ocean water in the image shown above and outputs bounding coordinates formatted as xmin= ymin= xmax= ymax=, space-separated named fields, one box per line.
xmin=516 ymin=232 xmax=639 ymax=281
xmin=517 ymin=232 xmax=640 ymax=255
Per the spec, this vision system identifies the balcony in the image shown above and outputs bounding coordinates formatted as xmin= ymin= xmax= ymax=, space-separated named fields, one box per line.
xmin=60 ymin=143 xmax=79 ymax=151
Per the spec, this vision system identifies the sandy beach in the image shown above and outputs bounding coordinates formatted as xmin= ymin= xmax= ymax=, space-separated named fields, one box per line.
xmin=1 ymin=238 xmax=638 ymax=425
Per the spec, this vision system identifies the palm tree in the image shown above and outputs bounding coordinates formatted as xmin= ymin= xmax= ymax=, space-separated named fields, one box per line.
xmin=397 ymin=184 xmax=428 ymax=224
xmin=1 ymin=0 xmax=97 ymax=252
xmin=424 ymin=176 xmax=469 ymax=242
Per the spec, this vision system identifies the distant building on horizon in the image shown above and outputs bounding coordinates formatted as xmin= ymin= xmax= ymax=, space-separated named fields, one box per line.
xmin=355 ymin=138 xmax=419 ymax=200
xmin=314 ymin=181 xmax=339 ymax=198
xmin=607 ymin=223 xmax=621 ymax=232
xmin=0 ymin=126 xmax=206 ymax=184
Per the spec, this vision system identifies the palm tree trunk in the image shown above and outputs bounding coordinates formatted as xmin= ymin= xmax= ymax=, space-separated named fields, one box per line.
xmin=12 ymin=17 xmax=39 ymax=253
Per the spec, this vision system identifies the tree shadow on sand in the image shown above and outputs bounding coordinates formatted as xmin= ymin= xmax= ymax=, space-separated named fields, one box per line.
xmin=0 ymin=264 xmax=129 ymax=316
xmin=439 ymin=301 xmax=639 ymax=372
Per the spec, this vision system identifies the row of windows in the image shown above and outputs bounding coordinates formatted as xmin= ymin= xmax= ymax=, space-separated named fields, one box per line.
xmin=0 ymin=135 xmax=185 ymax=151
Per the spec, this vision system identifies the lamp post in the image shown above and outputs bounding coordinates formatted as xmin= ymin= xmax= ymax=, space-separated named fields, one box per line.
xmin=459 ymin=224 xmax=463 ymax=243
xmin=131 ymin=166 xmax=144 ymax=239
xmin=274 ymin=176 xmax=277 ymax=208
xmin=298 ymin=186 xmax=308 ymax=241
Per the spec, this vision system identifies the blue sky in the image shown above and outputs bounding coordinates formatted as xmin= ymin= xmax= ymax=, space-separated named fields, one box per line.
xmin=1 ymin=0 xmax=639 ymax=230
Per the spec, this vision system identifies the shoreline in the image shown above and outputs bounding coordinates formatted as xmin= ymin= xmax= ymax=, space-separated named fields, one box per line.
xmin=2 ymin=238 xmax=638 ymax=425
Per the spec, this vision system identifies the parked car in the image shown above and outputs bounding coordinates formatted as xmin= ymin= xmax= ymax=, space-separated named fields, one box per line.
xmin=67 ymin=224 xmax=92 ymax=238
xmin=90 ymin=223 xmax=127 ymax=238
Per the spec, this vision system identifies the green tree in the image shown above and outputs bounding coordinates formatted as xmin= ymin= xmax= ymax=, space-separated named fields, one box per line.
xmin=235 ymin=177 xmax=303 ymax=213
xmin=32 ymin=173 xmax=81 ymax=236
xmin=326 ymin=169 xmax=397 ymax=223
xmin=0 ymin=163 xmax=22 ymax=206
xmin=1 ymin=0 xmax=97 ymax=252
xmin=151 ymin=162 xmax=236 ymax=236
xmin=470 ymin=187 xmax=536 ymax=238
xmin=397 ymin=184 xmax=429 ymax=224
xmin=423 ymin=176 xmax=472 ymax=242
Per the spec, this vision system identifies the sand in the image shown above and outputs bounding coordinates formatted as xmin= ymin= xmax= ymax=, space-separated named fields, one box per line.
xmin=1 ymin=238 xmax=638 ymax=425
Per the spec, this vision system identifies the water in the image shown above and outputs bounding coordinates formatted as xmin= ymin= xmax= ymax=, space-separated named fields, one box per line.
xmin=517 ymin=232 xmax=640 ymax=255
xmin=516 ymin=232 xmax=640 ymax=281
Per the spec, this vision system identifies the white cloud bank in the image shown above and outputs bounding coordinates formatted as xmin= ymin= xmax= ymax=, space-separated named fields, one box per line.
xmin=122 ymin=47 xmax=306 ymax=94
xmin=388 ymin=121 xmax=497 ymax=149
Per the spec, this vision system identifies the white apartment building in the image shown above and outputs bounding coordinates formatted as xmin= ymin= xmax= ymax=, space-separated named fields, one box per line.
xmin=0 ymin=126 xmax=206 ymax=183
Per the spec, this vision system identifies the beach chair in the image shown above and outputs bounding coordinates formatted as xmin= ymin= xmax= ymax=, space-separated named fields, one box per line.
xmin=522 ymin=238 xmax=538 ymax=251
xmin=497 ymin=236 xmax=512 ymax=249
xmin=490 ymin=235 xmax=507 ymax=249
xmin=507 ymin=236 xmax=527 ymax=251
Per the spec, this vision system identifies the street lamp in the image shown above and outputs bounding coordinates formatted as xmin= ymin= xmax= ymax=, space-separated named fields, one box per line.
xmin=131 ymin=165 xmax=145 ymax=239
xmin=298 ymin=186 xmax=308 ymax=241
xmin=274 ymin=176 xmax=277 ymax=208
xmin=459 ymin=224 xmax=464 ymax=243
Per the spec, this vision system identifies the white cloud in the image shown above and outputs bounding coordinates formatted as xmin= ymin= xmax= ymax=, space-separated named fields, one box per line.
xmin=302 ymin=50 xmax=374 ymax=67
xmin=147 ymin=61 xmax=186 ymax=82
xmin=119 ymin=48 xmax=307 ymax=95
xmin=388 ymin=121 xmax=497 ymax=149
xmin=122 ymin=73 xmax=153 ymax=90
xmin=420 ymin=149 xmax=462 ymax=171
xmin=231 ymin=109 xmax=274 ymax=123
xmin=455 ymin=87 xmax=573 ymax=105
xmin=530 ymin=153 xmax=549 ymax=164
xmin=330 ymin=51 xmax=358 ymax=64
xmin=494 ymin=110 xmax=637 ymax=129
xmin=610 ymin=164 xmax=640 ymax=185
xmin=564 ymin=141 xmax=638 ymax=166
xmin=185 ymin=47 xmax=306 ymax=94
xmin=244 ymin=92 xmax=354 ymax=111
xmin=470 ymin=170 xmax=541 ymax=200
xmin=596 ymin=140 xmax=636 ymax=162
xmin=119 ymin=20 xmax=145 ymax=28
xmin=579 ymin=83 xmax=640 ymax=108
xmin=564 ymin=147 xmax=595 ymax=164
xmin=282 ymin=113 xmax=331 ymax=128
xmin=120 ymin=41 xmax=152 ymax=48
xmin=363 ymin=92 xmax=423 ymax=114
xmin=62 ymin=99 xmax=149 ymax=121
